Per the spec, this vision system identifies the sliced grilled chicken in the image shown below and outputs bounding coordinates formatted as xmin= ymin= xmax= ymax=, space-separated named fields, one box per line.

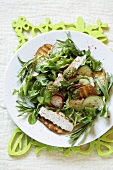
xmin=63 ymin=56 xmax=84 ymax=79
xmin=38 ymin=107 xmax=74 ymax=132
xmin=39 ymin=116 xmax=68 ymax=134
xmin=68 ymin=56 xmax=84 ymax=70
xmin=79 ymin=84 xmax=97 ymax=98
xmin=34 ymin=44 xmax=52 ymax=63
xmin=53 ymin=73 xmax=64 ymax=87
xmin=69 ymin=99 xmax=84 ymax=108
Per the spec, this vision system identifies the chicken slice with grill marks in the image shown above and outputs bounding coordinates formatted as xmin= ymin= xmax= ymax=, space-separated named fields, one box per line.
xmin=63 ymin=56 xmax=84 ymax=79
xmin=38 ymin=107 xmax=74 ymax=133
xmin=53 ymin=73 xmax=64 ymax=87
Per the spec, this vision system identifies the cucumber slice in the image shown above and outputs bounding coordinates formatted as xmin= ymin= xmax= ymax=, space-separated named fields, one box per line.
xmin=82 ymin=95 xmax=104 ymax=109
xmin=77 ymin=65 xmax=92 ymax=76
xmin=79 ymin=78 xmax=90 ymax=85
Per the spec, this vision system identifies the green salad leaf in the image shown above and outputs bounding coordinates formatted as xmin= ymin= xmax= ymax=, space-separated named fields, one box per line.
xmin=56 ymin=35 xmax=84 ymax=57
xmin=82 ymin=50 xmax=102 ymax=71
xmin=28 ymin=109 xmax=38 ymax=124
xmin=36 ymin=74 xmax=48 ymax=86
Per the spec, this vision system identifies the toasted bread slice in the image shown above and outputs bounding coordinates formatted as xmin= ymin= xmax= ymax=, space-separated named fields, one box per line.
xmin=38 ymin=107 xmax=74 ymax=133
xmin=39 ymin=116 xmax=68 ymax=134
xmin=79 ymin=84 xmax=97 ymax=98
xmin=92 ymin=69 xmax=106 ymax=85
xmin=35 ymin=44 xmax=52 ymax=57
xmin=69 ymin=99 xmax=84 ymax=108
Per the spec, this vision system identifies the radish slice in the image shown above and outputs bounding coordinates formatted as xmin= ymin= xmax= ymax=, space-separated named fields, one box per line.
xmin=51 ymin=94 xmax=64 ymax=108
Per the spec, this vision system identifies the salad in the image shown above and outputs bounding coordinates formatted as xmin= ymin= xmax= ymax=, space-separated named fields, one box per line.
xmin=14 ymin=33 xmax=113 ymax=146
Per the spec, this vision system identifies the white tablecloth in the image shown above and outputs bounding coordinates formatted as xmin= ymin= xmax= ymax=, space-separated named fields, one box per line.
xmin=1 ymin=0 xmax=113 ymax=169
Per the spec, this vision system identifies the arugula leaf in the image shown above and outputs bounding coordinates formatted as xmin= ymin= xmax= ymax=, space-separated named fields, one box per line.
xmin=36 ymin=74 xmax=48 ymax=86
xmin=91 ymin=58 xmax=102 ymax=71
xmin=17 ymin=86 xmax=24 ymax=98
xmin=49 ymin=51 xmax=73 ymax=69
xmin=47 ymin=60 xmax=60 ymax=71
xmin=32 ymin=80 xmax=42 ymax=90
xmin=62 ymin=104 xmax=82 ymax=126
xmin=37 ymin=96 xmax=44 ymax=104
xmin=56 ymin=56 xmax=73 ymax=67
xmin=27 ymin=80 xmax=42 ymax=103
xmin=83 ymin=54 xmax=102 ymax=71
xmin=44 ymin=89 xmax=52 ymax=103
xmin=84 ymin=107 xmax=97 ymax=117
xmin=34 ymin=61 xmax=46 ymax=73
xmin=35 ymin=60 xmax=59 ymax=80
xmin=48 ymin=70 xmax=57 ymax=80
xmin=37 ymin=89 xmax=52 ymax=105
xmin=60 ymin=80 xmax=71 ymax=88
xmin=48 ymin=54 xmax=61 ymax=63
xmin=28 ymin=109 xmax=38 ymax=124
xmin=85 ymin=49 xmax=91 ymax=57
xmin=28 ymin=90 xmax=39 ymax=100
xmin=56 ymin=37 xmax=83 ymax=57
xmin=80 ymin=107 xmax=98 ymax=123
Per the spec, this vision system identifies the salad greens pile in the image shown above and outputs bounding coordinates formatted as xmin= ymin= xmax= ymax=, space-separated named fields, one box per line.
xmin=14 ymin=33 xmax=113 ymax=146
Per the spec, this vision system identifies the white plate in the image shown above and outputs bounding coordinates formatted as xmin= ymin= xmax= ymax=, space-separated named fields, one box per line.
xmin=3 ymin=30 xmax=113 ymax=147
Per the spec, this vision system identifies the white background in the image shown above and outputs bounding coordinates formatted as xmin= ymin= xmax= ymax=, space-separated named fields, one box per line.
xmin=0 ymin=0 xmax=113 ymax=170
